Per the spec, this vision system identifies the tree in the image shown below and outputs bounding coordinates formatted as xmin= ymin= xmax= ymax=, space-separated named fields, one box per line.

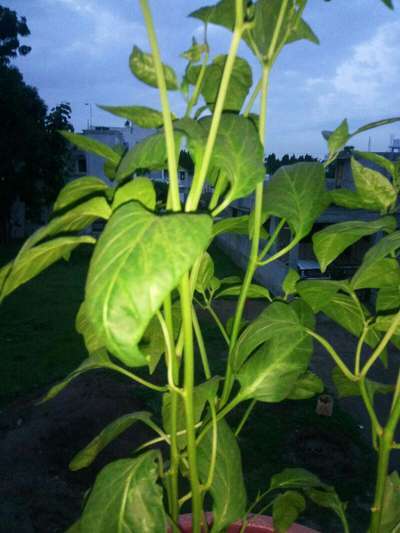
xmin=265 ymin=152 xmax=319 ymax=174
xmin=0 ymin=5 xmax=31 ymax=65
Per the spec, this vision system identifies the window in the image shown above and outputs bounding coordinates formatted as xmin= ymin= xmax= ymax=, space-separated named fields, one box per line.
xmin=78 ymin=156 xmax=87 ymax=173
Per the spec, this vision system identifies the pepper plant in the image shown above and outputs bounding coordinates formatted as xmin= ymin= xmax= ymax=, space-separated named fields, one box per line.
xmin=1 ymin=1 xmax=400 ymax=532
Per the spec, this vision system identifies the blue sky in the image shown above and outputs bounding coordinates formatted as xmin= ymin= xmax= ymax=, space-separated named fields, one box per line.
xmin=5 ymin=0 xmax=400 ymax=157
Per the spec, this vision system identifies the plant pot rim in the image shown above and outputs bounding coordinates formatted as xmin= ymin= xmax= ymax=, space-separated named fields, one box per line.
xmin=176 ymin=513 xmax=320 ymax=533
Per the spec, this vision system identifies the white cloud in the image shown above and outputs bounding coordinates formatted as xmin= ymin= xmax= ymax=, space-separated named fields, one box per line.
xmin=306 ymin=20 xmax=400 ymax=119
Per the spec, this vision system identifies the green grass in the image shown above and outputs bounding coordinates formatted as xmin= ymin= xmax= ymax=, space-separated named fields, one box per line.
xmin=0 ymin=242 xmax=90 ymax=407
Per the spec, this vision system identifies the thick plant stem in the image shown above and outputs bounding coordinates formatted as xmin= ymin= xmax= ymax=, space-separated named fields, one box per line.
xmin=220 ymin=66 xmax=270 ymax=407
xmin=185 ymin=52 xmax=209 ymax=118
xmin=369 ymin=397 xmax=400 ymax=532
xmin=180 ymin=274 xmax=202 ymax=533
xmin=139 ymin=0 xmax=180 ymax=212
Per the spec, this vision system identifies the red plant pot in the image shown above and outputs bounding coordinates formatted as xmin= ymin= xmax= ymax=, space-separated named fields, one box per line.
xmin=177 ymin=514 xmax=320 ymax=533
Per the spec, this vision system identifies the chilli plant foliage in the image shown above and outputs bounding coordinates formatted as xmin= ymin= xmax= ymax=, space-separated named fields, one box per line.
xmin=1 ymin=1 xmax=400 ymax=532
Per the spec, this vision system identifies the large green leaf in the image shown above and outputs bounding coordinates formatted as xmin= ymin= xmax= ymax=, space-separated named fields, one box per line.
xmin=354 ymin=150 xmax=396 ymax=178
xmin=380 ymin=471 xmax=400 ymax=533
xmin=352 ymin=258 xmax=400 ymax=290
xmin=354 ymin=230 xmax=400 ymax=273
xmin=39 ymin=350 xmax=111 ymax=404
xmin=112 ymin=177 xmax=156 ymax=211
xmin=297 ymin=280 xmax=349 ymax=313
xmin=98 ymin=105 xmax=172 ymax=129
xmin=324 ymin=119 xmax=350 ymax=157
xmin=0 ymin=236 xmax=95 ymax=303
xmin=232 ymin=301 xmax=307 ymax=372
xmin=376 ymin=287 xmax=400 ymax=312
xmin=18 ymin=197 xmax=111 ymax=257
xmin=116 ymin=132 xmax=181 ymax=181
xmin=306 ymin=488 xmax=348 ymax=529
xmin=243 ymin=0 xmax=319 ymax=60
xmin=61 ymin=131 xmax=121 ymax=165
xmin=282 ymin=268 xmax=300 ymax=297
xmin=330 ymin=188 xmax=371 ymax=211
xmin=353 ymin=117 xmax=400 ymax=136
xmin=0 ymin=261 xmax=12 ymax=296
xmin=237 ymin=331 xmax=313 ymax=402
xmin=162 ymin=377 xmax=220 ymax=450
xmin=54 ymin=177 xmax=110 ymax=212
xmin=263 ymin=162 xmax=329 ymax=240
xmin=270 ymin=468 xmax=324 ymax=491
xmin=76 ymin=301 xmax=106 ymax=355
xmin=287 ymin=372 xmax=324 ymax=400
xmin=273 ymin=490 xmax=306 ymax=533
xmin=197 ymin=419 xmax=246 ymax=533
xmin=85 ymin=202 xmax=212 ymax=366
xmin=202 ymin=114 xmax=265 ymax=202
xmin=332 ymin=367 xmax=394 ymax=402
xmin=216 ymin=283 xmax=271 ymax=301
xmin=375 ymin=314 xmax=400 ymax=336
xmin=189 ymin=0 xmax=238 ymax=30
xmin=313 ymin=216 xmax=396 ymax=273
xmin=351 ymin=158 xmax=397 ymax=213
xmin=201 ymin=55 xmax=252 ymax=112
xmin=129 ymin=46 xmax=178 ymax=90
xmin=80 ymin=451 xmax=166 ymax=533
xmin=70 ymin=411 xmax=152 ymax=470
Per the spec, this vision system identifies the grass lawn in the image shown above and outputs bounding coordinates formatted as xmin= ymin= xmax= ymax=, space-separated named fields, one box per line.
xmin=0 ymin=239 xmax=375 ymax=531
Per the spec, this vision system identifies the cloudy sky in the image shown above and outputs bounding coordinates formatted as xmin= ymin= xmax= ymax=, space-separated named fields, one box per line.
xmin=5 ymin=0 xmax=400 ymax=157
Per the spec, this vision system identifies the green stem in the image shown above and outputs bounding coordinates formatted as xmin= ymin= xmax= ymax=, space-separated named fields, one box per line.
xmin=185 ymin=2 xmax=244 ymax=212
xmin=139 ymin=0 xmax=180 ymax=212
xmin=203 ymin=399 xmax=218 ymax=491
xmin=258 ymin=218 xmax=286 ymax=261
xmin=305 ymin=329 xmax=356 ymax=382
xmin=185 ymin=52 xmax=209 ymax=118
xmin=359 ymin=377 xmax=382 ymax=447
xmin=243 ymin=76 xmax=262 ymax=117
xmin=192 ymin=306 xmax=211 ymax=380
xmin=355 ymin=324 xmax=368 ymax=375
xmin=235 ymin=399 xmax=257 ymax=436
xmin=180 ymin=274 xmax=202 ymax=533
xmin=205 ymin=303 xmax=230 ymax=345
xmin=361 ymin=310 xmax=400 ymax=377
xmin=107 ymin=363 xmax=168 ymax=392
xmin=220 ymin=65 xmax=270 ymax=407
xmin=258 ymin=235 xmax=300 ymax=267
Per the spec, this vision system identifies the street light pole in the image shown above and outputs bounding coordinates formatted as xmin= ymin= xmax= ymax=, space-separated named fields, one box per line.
xmin=85 ymin=102 xmax=93 ymax=129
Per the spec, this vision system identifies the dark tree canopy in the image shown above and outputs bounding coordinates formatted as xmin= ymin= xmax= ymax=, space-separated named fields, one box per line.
xmin=0 ymin=5 xmax=31 ymax=64
xmin=265 ymin=153 xmax=319 ymax=175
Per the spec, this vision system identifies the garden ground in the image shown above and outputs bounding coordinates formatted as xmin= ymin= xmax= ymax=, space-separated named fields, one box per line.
xmin=0 ymin=242 xmax=393 ymax=532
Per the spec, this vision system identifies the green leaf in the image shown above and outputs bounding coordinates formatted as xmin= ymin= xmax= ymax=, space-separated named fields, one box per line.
xmin=270 ymin=467 xmax=324 ymax=491
xmin=80 ymin=451 xmax=166 ymax=533
xmin=273 ymin=490 xmax=306 ymax=533
xmin=112 ymin=177 xmax=156 ymax=211
xmin=18 ymin=197 xmax=111 ymax=256
xmin=263 ymin=162 xmax=329 ymax=240
xmin=290 ymin=299 xmax=316 ymax=330
xmin=354 ymin=150 xmax=396 ymax=178
xmin=98 ymin=105 xmax=173 ymax=129
xmin=332 ymin=367 xmax=394 ymax=401
xmin=54 ymin=177 xmax=110 ymax=212
xmin=39 ymin=350 xmax=111 ymax=404
xmin=65 ymin=521 xmax=81 ymax=533
xmin=287 ymin=372 xmax=324 ymax=400
xmin=163 ymin=377 xmax=220 ymax=450
xmin=312 ymin=216 xmax=396 ymax=273
xmin=325 ymin=119 xmax=350 ymax=156
xmin=116 ymin=132 xmax=181 ymax=181
xmin=283 ymin=268 xmax=300 ymax=297
xmin=181 ymin=37 xmax=208 ymax=63
xmin=0 ymin=236 xmax=95 ymax=303
xmin=220 ymin=275 xmax=242 ymax=285
xmin=139 ymin=301 xmax=181 ymax=374
xmin=215 ymin=283 xmax=271 ymax=301
xmin=352 ymin=258 xmax=400 ymax=290
xmin=76 ymin=301 xmax=106 ymax=355
xmin=85 ymin=202 xmax=212 ymax=367
xmin=361 ymin=230 xmax=400 ymax=266
xmin=353 ymin=116 xmax=400 ymax=136
xmin=233 ymin=301 xmax=306 ymax=372
xmin=0 ymin=261 xmax=12 ymax=296
xmin=201 ymin=55 xmax=252 ymax=112
xmin=380 ymin=0 xmax=394 ymax=8
xmin=129 ymin=45 xmax=178 ymax=90
xmin=330 ymin=188 xmax=371 ymax=211
xmin=70 ymin=411 xmax=152 ymax=470
xmin=306 ymin=488 xmax=348 ymax=528
xmin=104 ymin=144 xmax=127 ymax=181
xmin=196 ymin=252 xmax=214 ymax=292
xmin=200 ymin=114 xmax=265 ymax=202
xmin=351 ymin=158 xmax=397 ymax=213
xmin=212 ymin=215 xmax=250 ymax=238
xmin=60 ymin=131 xmax=121 ymax=165
xmin=189 ymin=0 xmax=238 ymax=30
xmin=376 ymin=287 xmax=400 ymax=312
xmin=375 ymin=314 xmax=400 ymax=335
xmin=380 ymin=472 xmax=400 ymax=533
xmin=244 ymin=0 xmax=319 ymax=60
xmin=197 ymin=419 xmax=246 ymax=533
xmin=297 ymin=280 xmax=349 ymax=313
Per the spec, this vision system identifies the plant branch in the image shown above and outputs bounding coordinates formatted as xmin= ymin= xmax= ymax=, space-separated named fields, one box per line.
xmin=361 ymin=310 xmax=400 ymax=377
xmin=107 ymin=363 xmax=168 ymax=392
xmin=235 ymin=399 xmax=257 ymax=436
xmin=192 ymin=305 xmax=212 ymax=380
xmin=205 ymin=303 xmax=230 ymax=345
xmin=185 ymin=51 xmax=209 ymax=118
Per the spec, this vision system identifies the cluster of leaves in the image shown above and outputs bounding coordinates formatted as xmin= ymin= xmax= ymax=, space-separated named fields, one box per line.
xmin=1 ymin=1 xmax=400 ymax=533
